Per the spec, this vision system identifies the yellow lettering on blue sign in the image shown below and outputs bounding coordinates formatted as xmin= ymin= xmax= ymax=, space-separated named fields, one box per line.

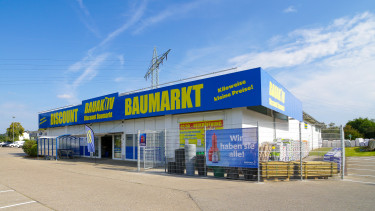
xmin=84 ymin=97 xmax=115 ymax=114
xmin=125 ymin=84 xmax=204 ymax=116
xmin=50 ymin=108 xmax=78 ymax=126
xmin=269 ymin=81 xmax=285 ymax=103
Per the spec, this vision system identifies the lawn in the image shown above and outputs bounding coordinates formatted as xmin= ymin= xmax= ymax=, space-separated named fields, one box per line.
xmin=309 ymin=147 xmax=333 ymax=156
xmin=309 ymin=147 xmax=375 ymax=157
xmin=345 ymin=147 xmax=375 ymax=157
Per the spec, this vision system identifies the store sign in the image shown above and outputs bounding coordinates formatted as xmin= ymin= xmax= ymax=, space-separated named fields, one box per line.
xmin=206 ymin=128 xmax=258 ymax=168
xmin=179 ymin=120 xmax=223 ymax=152
xmin=39 ymin=68 xmax=302 ymax=129
xmin=260 ymin=70 xmax=302 ymax=121
xmin=139 ymin=133 xmax=147 ymax=147
xmin=82 ymin=93 xmax=118 ymax=124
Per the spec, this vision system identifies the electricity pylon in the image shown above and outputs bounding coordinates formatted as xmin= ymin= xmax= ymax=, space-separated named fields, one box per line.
xmin=145 ymin=47 xmax=171 ymax=89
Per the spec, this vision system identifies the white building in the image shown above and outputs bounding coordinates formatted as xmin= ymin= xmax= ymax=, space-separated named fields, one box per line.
xmin=38 ymin=68 xmax=321 ymax=165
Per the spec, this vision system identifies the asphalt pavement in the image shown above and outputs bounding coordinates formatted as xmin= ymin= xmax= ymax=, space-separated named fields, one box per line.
xmin=345 ymin=156 xmax=375 ymax=184
xmin=0 ymin=148 xmax=374 ymax=211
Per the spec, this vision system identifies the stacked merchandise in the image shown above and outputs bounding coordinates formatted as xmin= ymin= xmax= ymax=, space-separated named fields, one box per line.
xmin=175 ymin=148 xmax=185 ymax=174
xmin=261 ymin=161 xmax=338 ymax=180
xmin=185 ymin=144 xmax=196 ymax=176
xmin=323 ymin=148 xmax=341 ymax=170
xmin=302 ymin=161 xmax=339 ymax=178
xmin=167 ymin=162 xmax=176 ymax=174
xmin=261 ymin=161 xmax=291 ymax=179
xmin=302 ymin=140 xmax=309 ymax=158
xmin=195 ymin=154 xmax=206 ymax=176
xmin=259 ymin=143 xmax=273 ymax=162
xmin=271 ymin=139 xmax=310 ymax=162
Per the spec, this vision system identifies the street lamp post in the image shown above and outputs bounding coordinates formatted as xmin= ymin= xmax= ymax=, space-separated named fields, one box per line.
xmin=12 ymin=116 xmax=15 ymax=143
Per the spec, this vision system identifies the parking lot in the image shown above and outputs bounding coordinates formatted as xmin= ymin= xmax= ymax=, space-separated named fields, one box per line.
xmin=1 ymin=147 xmax=375 ymax=210
xmin=345 ymin=156 xmax=375 ymax=184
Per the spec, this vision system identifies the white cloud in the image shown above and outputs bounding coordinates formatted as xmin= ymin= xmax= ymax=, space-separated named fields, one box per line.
xmin=98 ymin=1 xmax=147 ymax=48
xmin=229 ymin=12 xmax=375 ymax=124
xmin=71 ymin=53 xmax=109 ymax=88
xmin=133 ymin=1 xmax=202 ymax=34
xmin=77 ymin=0 xmax=90 ymax=16
xmin=57 ymin=94 xmax=73 ymax=99
xmin=118 ymin=54 xmax=125 ymax=66
xmin=283 ymin=6 xmax=297 ymax=13
xmin=60 ymin=2 xmax=148 ymax=103
xmin=75 ymin=0 xmax=100 ymax=37
xmin=114 ymin=77 xmax=124 ymax=82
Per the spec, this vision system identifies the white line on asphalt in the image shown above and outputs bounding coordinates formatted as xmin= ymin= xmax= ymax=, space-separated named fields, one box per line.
xmin=348 ymin=158 xmax=375 ymax=160
xmin=347 ymin=164 xmax=375 ymax=167
xmin=348 ymin=174 xmax=375 ymax=178
xmin=344 ymin=179 xmax=375 ymax=185
xmin=0 ymin=190 xmax=14 ymax=193
xmin=0 ymin=201 xmax=36 ymax=209
xmin=348 ymin=168 xmax=375 ymax=172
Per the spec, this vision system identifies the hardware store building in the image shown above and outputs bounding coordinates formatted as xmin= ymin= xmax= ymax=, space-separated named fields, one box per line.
xmin=38 ymin=67 xmax=321 ymax=162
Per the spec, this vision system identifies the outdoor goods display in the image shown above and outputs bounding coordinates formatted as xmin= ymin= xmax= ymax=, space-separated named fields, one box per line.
xmin=185 ymin=144 xmax=196 ymax=176
xmin=175 ymin=148 xmax=185 ymax=174
xmin=260 ymin=161 xmax=338 ymax=180
xmin=271 ymin=139 xmax=309 ymax=161
xmin=195 ymin=154 xmax=206 ymax=176
xmin=323 ymin=148 xmax=342 ymax=170
xmin=167 ymin=162 xmax=176 ymax=174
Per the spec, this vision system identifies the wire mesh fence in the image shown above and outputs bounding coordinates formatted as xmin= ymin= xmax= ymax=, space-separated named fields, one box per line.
xmin=138 ymin=122 xmax=345 ymax=182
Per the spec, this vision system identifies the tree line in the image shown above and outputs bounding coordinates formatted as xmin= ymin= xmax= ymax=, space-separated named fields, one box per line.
xmin=322 ymin=118 xmax=375 ymax=139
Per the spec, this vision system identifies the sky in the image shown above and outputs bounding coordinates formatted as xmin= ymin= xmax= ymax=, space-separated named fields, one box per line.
xmin=0 ymin=0 xmax=374 ymax=132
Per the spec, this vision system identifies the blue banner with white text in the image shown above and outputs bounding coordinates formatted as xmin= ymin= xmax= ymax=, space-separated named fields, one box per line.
xmin=206 ymin=128 xmax=258 ymax=168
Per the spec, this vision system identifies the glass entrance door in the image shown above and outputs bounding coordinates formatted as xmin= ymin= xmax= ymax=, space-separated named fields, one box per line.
xmin=125 ymin=134 xmax=134 ymax=160
xmin=113 ymin=135 xmax=122 ymax=159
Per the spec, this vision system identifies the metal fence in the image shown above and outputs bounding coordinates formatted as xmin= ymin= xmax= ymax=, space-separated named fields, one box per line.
xmin=138 ymin=122 xmax=346 ymax=182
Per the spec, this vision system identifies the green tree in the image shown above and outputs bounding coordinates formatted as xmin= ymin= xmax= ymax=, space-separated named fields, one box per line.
xmin=346 ymin=118 xmax=375 ymax=139
xmin=344 ymin=125 xmax=363 ymax=139
xmin=6 ymin=122 xmax=24 ymax=142
xmin=0 ymin=134 xmax=9 ymax=142
xmin=328 ymin=122 xmax=339 ymax=129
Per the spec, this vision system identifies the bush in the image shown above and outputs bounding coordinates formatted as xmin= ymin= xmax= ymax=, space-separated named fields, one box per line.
xmin=368 ymin=139 xmax=375 ymax=151
xmin=30 ymin=144 xmax=38 ymax=157
xmin=22 ymin=140 xmax=37 ymax=157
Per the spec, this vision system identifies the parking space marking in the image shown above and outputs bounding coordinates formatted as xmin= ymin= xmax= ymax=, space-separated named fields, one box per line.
xmin=348 ymin=157 xmax=375 ymax=160
xmin=0 ymin=190 xmax=14 ymax=193
xmin=347 ymin=174 xmax=375 ymax=178
xmin=347 ymin=160 xmax=375 ymax=163
xmin=347 ymin=168 xmax=375 ymax=172
xmin=344 ymin=179 xmax=375 ymax=185
xmin=0 ymin=201 xmax=36 ymax=209
xmin=346 ymin=164 xmax=375 ymax=167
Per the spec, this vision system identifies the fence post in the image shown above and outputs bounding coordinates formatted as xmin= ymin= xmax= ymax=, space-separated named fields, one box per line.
xmin=299 ymin=122 xmax=303 ymax=181
xmin=341 ymin=125 xmax=345 ymax=180
xmin=137 ymin=130 xmax=140 ymax=172
xmin=204 ymin=126 xmax=207 ymax=177
xmin=257 ymin=122 xmax=260 ymax=183
xmin=164 ymin=129 xmax=167 ymax=173
xmin=55 ymin=138 xmax=58 ymax=160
